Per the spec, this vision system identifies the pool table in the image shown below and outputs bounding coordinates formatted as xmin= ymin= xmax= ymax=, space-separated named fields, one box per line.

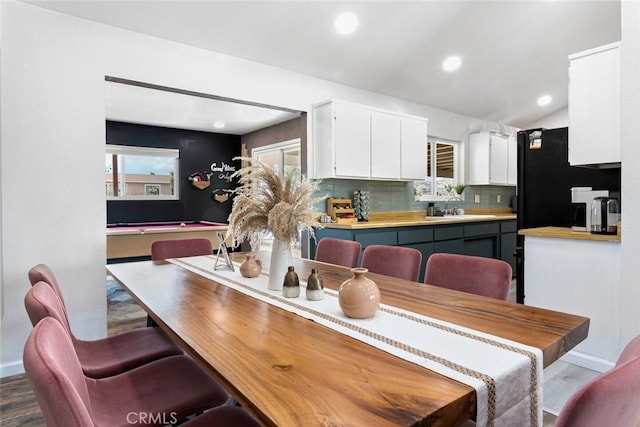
xmin=106 ymin=220 xmax=230 ymax=260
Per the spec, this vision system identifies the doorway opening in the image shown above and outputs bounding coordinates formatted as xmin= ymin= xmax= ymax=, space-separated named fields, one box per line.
xmin=251 ymin=139 xmax=302 ymax=257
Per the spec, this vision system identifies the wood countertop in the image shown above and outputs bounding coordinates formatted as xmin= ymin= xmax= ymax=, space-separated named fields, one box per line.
xmin=321 ymin=209 xmax=516 ymax=229
xmin=519 ymin=226 xmax=621 ymax=242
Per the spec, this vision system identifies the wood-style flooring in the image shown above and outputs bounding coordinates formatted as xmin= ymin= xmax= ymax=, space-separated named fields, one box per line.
xmin=0 ymin=280 xmax=598 ymax=426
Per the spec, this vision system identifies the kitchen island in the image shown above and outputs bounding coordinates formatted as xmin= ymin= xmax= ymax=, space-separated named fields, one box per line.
xmin=519 ymin=226 xmax=621 ymax=372
xmin=314 ymin=210 xmax=517 ymax=282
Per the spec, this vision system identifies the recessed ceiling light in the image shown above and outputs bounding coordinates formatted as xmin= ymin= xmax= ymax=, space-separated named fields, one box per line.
xmin=537 ymin=95 xmax=552 ymax=106
xmin=442 ymin=56 xmax=462 ymax=72
xmin=213 ymin=121 xmax=225 ymax=129
xmin=335 ymin=12 xmax=358 ymax=35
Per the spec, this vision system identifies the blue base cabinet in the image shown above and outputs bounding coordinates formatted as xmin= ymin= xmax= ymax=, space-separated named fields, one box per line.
xmin=312 ymin=220 xmax=516 ymax=284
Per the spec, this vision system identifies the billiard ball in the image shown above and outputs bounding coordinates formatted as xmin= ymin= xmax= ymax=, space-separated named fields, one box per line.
xmin=180 ymin=222 xmax=186 ymax=227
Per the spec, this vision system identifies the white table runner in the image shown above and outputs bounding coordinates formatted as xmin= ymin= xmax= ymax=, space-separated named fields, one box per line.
xmin=169 ymin=255 xmax=542 ymax=427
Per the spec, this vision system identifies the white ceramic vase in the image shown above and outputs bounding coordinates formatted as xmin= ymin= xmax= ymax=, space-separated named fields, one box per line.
xmin=268 ymin=239 xmax=293 ymax=291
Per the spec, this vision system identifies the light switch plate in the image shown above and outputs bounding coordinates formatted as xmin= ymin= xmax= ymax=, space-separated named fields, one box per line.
xmin=474 ymin=194 xmax=480 ymax=204
xmin=497 ymin=194 xmax=501 ymax=203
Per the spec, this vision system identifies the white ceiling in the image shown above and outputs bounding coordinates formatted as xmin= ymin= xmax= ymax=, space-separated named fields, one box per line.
xmin=26 ymin=0 xmax=621 ymax=133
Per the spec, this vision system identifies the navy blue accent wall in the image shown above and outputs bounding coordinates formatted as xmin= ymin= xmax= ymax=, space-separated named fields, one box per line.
xmin=106 ymin=121 xmax=241 ymax=224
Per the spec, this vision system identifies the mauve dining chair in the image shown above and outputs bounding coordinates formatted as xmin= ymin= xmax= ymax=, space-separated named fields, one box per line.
xmin=151 ymin=238 xmax=213 ymax=260
xmin=23 ymin=316 xmax=231 ymax=427
xmin=24 ymin=278 xmax=183 ymax=379
xmin=554 ymin=335 xmax=640 ymax=427
xmin=360 ymin=245 xmax=422 ymax=282
xmin=148 ymin=238 xmax=214 ymax=325
xmin=424 ymin=253 xmax=512 ymax=301
xmin=315 ymin=237 xmax=362 ymax=268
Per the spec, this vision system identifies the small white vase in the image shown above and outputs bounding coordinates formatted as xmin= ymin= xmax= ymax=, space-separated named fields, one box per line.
xmin=268 ymin=239 xmax=293 ymax=291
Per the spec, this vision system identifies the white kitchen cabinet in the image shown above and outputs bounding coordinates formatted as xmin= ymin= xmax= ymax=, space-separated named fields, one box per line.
xmin=333 ymin=102 xmax=371 ymax=177
xmin=401 ymin=117 xmax=429 ymax=180
xmin=312 ymin=99 xmax=428 ymax=180
xmin=568 ymin=42 xmax=620 ymax=167
xmin=467 ymin=132 xmax=516 ymax=186
xmin=524 ymin=235 xmax=620 ymax=372
xmin=371 ymin=111 xmax=401 ymax=179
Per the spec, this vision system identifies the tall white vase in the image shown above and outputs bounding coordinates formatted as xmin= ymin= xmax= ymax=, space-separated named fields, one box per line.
xmin=268 ymin=239 xmax=293 ymax=291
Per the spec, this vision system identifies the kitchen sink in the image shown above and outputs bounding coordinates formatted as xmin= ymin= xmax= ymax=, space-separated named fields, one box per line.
xmin=446 ymin=214 xmax=497 ymax=219
xmin=423 ymin=214 xmax=497 ymax=220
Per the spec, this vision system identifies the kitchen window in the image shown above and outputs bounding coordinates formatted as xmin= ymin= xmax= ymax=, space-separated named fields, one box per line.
xmin=414 ymin=138 xmax=463 ymax=201
xmin=105 ymin=145 xmax=179 ymax=200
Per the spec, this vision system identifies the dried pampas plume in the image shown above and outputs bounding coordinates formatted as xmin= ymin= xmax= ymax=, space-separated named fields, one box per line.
xmin=227 ymin=157 xmax=324 ymax=249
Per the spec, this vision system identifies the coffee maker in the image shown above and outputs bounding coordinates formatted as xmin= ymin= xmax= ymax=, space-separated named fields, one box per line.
xmin=590 ymin=196 xmax=619 ymax=235
xmin=571 ymin=187 xmax=609 ymax=232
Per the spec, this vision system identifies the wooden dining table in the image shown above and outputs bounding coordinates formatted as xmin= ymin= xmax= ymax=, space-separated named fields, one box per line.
xmin=106 ymin=253 xmax=589 ymax=427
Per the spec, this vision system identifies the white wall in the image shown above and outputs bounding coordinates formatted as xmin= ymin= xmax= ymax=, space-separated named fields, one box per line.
xmin=619 ymin=0 xmax=640 ymax=352
xmin=521 ymin=107 xmax=569 ymax=130
xmin=0 ymin=2 xmax=520 ymax=376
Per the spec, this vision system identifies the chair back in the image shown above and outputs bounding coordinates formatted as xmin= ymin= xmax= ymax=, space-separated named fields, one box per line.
xmin=425 ymin=253 xmax=512 ymax=300
xmin=554 ymin=344 xmax=640 ymax=427
xmin=360 ymin=245 xmax=422 ymax=282
xmin=616 ymin=335 xmax=640 ymax=366
xmin=315 ymin=238 xmax=362 ymax=268
xmin=25 ymin=281 xmax=75 ymax=340
xmin=28 ymin=264 xmax=68 ymax=316
xmin=151 ymin=238 xmax=213 ymax=260
xmin=23 ymin=317 xmax=94 ymax=427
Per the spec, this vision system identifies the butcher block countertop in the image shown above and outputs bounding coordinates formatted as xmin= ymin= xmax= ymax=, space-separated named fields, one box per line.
xmin=322 ymin=209 xmax=516 ymax=230
xmin=519 ymin=226 xmax=621 ymax=242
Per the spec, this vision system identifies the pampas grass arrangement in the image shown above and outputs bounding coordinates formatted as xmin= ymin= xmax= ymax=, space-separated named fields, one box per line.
xmin=227 ymin=157 xmax=324 ymax=249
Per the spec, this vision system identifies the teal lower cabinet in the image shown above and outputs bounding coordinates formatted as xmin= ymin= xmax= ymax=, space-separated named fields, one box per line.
xmin=313 ymin=219 xmax=517 ymax=283
xmin=462 ymin=222 xmax=500 ymax=258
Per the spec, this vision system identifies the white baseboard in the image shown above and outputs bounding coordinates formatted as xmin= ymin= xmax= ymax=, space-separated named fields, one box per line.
xmin=1 ymin=360 xmax=25 ymax=378
xmin=560 ymin=350 xmax=615 ymax=373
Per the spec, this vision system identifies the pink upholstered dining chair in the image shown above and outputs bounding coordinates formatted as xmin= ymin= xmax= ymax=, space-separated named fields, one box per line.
xmin=315 ymin=237 xmax=362 ymax=268
xmin=151 ymin=238 xmax=213 ymax=260
xmin=360 ymin=245 xmax=422 ymax=282
xmin=23 ymin=316 xmax=231 ymax=427
xmin=25 ymin=280 xmax=183 ymax=378
xmin=554 ymin=335 xmax=640 ymax=427
xmin=424 ymin=253 xmax=512 ymax=301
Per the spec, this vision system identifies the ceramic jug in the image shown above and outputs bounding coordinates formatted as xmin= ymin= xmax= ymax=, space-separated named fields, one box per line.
xmin=283 ymin=266 xmax=300 ymax=298
xmin=306 ymin=268 xmax=324 ymax=301
xmin=338 ymin=268 xmax=380 ymax=319
xmin=239 ymin=253 xmax=262 ymax=278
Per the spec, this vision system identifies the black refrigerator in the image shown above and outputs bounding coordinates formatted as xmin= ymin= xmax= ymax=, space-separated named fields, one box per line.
xmin=515 ymin=127 xmax=620 ymax=303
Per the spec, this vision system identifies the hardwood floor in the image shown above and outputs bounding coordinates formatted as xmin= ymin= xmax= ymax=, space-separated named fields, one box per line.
xmin=0 ymin=279 xmax=597 ymax=426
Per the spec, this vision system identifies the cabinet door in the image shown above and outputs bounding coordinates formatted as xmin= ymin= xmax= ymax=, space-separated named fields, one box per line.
xmin=334 ymin=102 xmax=371 ymax=177
xmin=433 ymin=239 xmax=465 ymax=255
xmin=371 ymin=112 xmax=401 ymax=179
xmin=507 ymin=136 xmax=517 ymax=185
xmin=489 ymin=135 xmax=509 ymax=184
xmin=401 ymin=117 xmax=428 ymax=180
xmin=568 ymin=43 xmax=620 ymax=166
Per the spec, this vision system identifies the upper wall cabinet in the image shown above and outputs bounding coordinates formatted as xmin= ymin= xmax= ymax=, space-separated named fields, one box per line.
xmin=568 ymin=42 xmax=620 ymax=168
xmin=312 ymin=100 xmax=428 ymax=180
xmin=467 ymin=132 xmax=516 ymax=186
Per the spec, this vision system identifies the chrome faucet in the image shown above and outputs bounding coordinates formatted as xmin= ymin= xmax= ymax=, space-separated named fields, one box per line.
xmin=445 ymin=196 xmax=463 ymax=215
